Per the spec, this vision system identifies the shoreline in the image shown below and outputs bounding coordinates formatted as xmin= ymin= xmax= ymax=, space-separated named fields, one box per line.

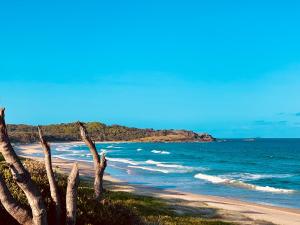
xmin=15 ymin=143 xmax=300 ymax=225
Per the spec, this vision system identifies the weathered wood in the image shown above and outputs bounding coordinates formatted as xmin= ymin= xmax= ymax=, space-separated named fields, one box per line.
xmin=78 ymin=122 xmax=107 ymax=199
xmin=0 ymin=174 xmax=33 ymax=225
xmin=66 ymin=163 xmax=79 ymax=225
xmin=0 ymin=108 xmax=47 ymax=225
xmin=98 ymin=152 xmax=107 ymax=194
xmin=38 ymin=126 xmax=61 ymax=225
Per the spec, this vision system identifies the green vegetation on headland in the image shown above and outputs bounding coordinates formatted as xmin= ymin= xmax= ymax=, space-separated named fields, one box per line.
xmin=7 ymin=122 xmax=215 ymax=143
xmin=0 ymin=157 xmax=230 ymax=225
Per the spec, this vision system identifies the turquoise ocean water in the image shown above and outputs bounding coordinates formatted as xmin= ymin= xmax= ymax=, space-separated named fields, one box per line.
xmin=38 ymin=139 xmax=300 ymax=208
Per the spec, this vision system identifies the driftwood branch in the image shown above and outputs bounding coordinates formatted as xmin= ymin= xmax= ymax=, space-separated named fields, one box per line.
xmin=77 ymin=122 xmax=107 ymax=199
xmin=38 ymin=126 xmax=61 ymax=225
xmin=66 ymin=163 xmax=79 ymax=225
xmin=0 ymin=174 xmax=33 ymax=225
xmin=0 ymin=108 xmax=47 ymax=225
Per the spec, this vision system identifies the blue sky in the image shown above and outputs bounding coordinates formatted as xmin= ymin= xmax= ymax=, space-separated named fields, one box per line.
xmin=0 ymin=0 xmax=300 ymax=138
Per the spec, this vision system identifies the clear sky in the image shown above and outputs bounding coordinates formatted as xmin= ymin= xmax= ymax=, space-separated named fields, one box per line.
xmin=0 ymin=0 xmax=300 ymax=138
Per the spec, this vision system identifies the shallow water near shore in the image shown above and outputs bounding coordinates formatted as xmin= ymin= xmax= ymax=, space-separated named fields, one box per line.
xmin=34 ymin=139 xmax=300 ymax=208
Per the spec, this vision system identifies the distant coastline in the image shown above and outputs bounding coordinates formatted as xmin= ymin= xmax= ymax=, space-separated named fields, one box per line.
xmin=7 ymin=122 xmax=215 ymax=143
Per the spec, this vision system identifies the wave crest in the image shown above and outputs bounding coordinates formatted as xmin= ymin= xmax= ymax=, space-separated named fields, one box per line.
xmin=151 ymin=150 xmax=170 ymax=154
xmin=194 ymin=173 xmax=295 ymax=194
xmin=128 ymin=165 xmax=169 ymax=174
xmin=106 ymin=157 xmax=141 ymax=166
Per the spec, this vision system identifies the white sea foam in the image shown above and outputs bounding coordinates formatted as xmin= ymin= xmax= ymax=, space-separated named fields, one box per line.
xmin=145 ymin=160 xmax=165 ymax=165
xmin=223 ymin=173 xmax=292 ymax=181
xmin=106 ymin=157 xmax=141 ymax=166
xmin=54 ymin=154 xmax=91 ymax=163
xmin=145 ymin=160 xmax=193 ymax=169
xmin=194 ymin=173 xmax=295 ymax=194
xmin=195 ymin=173 xmax=227 ymax=184
xmin=151 ymin=150 xmax=170 ymax=154
xmin=144 ymin=160 xmax=206 ymax=173
xmin=128 ymin=165 xmax=169 ymax=174
xmin=54 ymin=144 xmax=85 ymax=155
xmin=56 ymin=149 xmax=86 ymax=154
xmin=137 ymin=148 xmax=143 ymax=151
xmin=107 ymin=145 xmax=123 ymax=149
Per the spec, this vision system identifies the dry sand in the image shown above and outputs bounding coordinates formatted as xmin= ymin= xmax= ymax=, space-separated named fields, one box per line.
xmin=15 ymin=143 xmax=300 ymax=225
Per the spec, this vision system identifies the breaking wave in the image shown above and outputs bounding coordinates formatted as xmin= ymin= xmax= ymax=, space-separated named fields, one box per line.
xmin=194 ymin=173 xmax=295 ymax=194
xmin=145 ymin=160 xmax=205 ymax=171
xmin=106 ymin=157 xmax=142 ymax=166
xmin=151 ymin=150 xmax=170 ymax=154
xmin=223 ymin=173 xmax=293 ymax=181
xmin=107 ymin=145 xmax=124 ymax=149
xmin=128 ymin=165 xmax=170 ymax=174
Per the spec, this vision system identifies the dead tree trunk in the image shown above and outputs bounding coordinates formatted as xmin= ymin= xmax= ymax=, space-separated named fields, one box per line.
xmin=78 ymin=122 xmax=107 ymax=200
xmin=38 ymin=126 xmax=61 ymax=225
xmin=0 ymin=108 xmax=48 ymax=225
xmin=0 ymin=174 xmax=33 ymax=225
xmin=98 ymin=152 xmax=106 ymax=194
xmin=66 ymin=163 xmax=79 ymax=225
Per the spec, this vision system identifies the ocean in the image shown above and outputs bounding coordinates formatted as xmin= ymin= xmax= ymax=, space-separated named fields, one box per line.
xmin=44 ymin=139 xmax=300 ymax=208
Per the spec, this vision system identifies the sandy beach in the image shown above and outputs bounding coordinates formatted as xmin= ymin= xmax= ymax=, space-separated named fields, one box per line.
xmin=15 ymin=143 xmax=300 ymax=225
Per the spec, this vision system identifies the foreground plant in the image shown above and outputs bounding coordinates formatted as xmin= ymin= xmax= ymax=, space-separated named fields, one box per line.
xmin=38 ymin=126 xmax=62 ymax=224
xmin=0 ymin=108 xmax=79 ymax=225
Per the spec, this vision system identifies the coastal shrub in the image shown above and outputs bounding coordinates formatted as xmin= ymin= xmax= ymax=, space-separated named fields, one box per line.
xmin=0 ymin=159 xmax=143 ymax=225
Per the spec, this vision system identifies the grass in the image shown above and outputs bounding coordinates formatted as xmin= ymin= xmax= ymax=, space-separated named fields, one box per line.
xmin=0 ymin=154 xmax=232 ymax=225
xmin=104 ymin=191 xmax=231 ymax=225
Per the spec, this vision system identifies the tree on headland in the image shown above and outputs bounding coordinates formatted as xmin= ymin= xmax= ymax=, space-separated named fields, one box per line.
xmin=77 ymin=122 xmax=107 ymax=200
xmin=0 ymin=108 xmax=79 ymax=225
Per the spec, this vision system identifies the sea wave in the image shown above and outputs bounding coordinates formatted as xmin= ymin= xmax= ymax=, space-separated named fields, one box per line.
xmin=106 ymin=157 xmax=142 ymax=166
xmin=145 ymin=160 xmax=204 ymax=172
xmin=54 ymin=154 xmax=91 ymax=163
xmin=54 ymin=144 xmax=84 ymax=153
xmin=194 ymin=173 xmax=295 ymax=194
xmin=128 ymin=165 xmax=170 ymax=174
xmin=151 ymin=150 xmax=170 ymax=154
xmin=107 ymin=145 xmax=123 ymax=149
xmin=222 ymin=173 xmax=293 ymax=181
xmin=55 ymin=148 xmax=86 ymax=154
xmin=137 ymin=148 xmax=143 ymax=151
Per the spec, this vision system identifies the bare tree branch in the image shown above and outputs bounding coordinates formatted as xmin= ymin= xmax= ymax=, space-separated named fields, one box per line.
xmin=0 ymin=174 xmax=33 ymax=225
xmin=98 ymin=152 xmax=107 ymax=194
xmin=66 ymin=163 xmax=79 ymax=225
xmin=0 ymin=108 xmax=47 ymax=225
xmin=78 ymin=122 xmax=100 ymax=165
xmin=38 ymin=126 xmax=61 ymax=225
xmin=77 ymin=122 xmax=107 ymax=199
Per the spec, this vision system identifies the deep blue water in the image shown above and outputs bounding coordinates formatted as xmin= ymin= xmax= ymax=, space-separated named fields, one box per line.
xmin=46 ymin=139 xmax=299 ymax=208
